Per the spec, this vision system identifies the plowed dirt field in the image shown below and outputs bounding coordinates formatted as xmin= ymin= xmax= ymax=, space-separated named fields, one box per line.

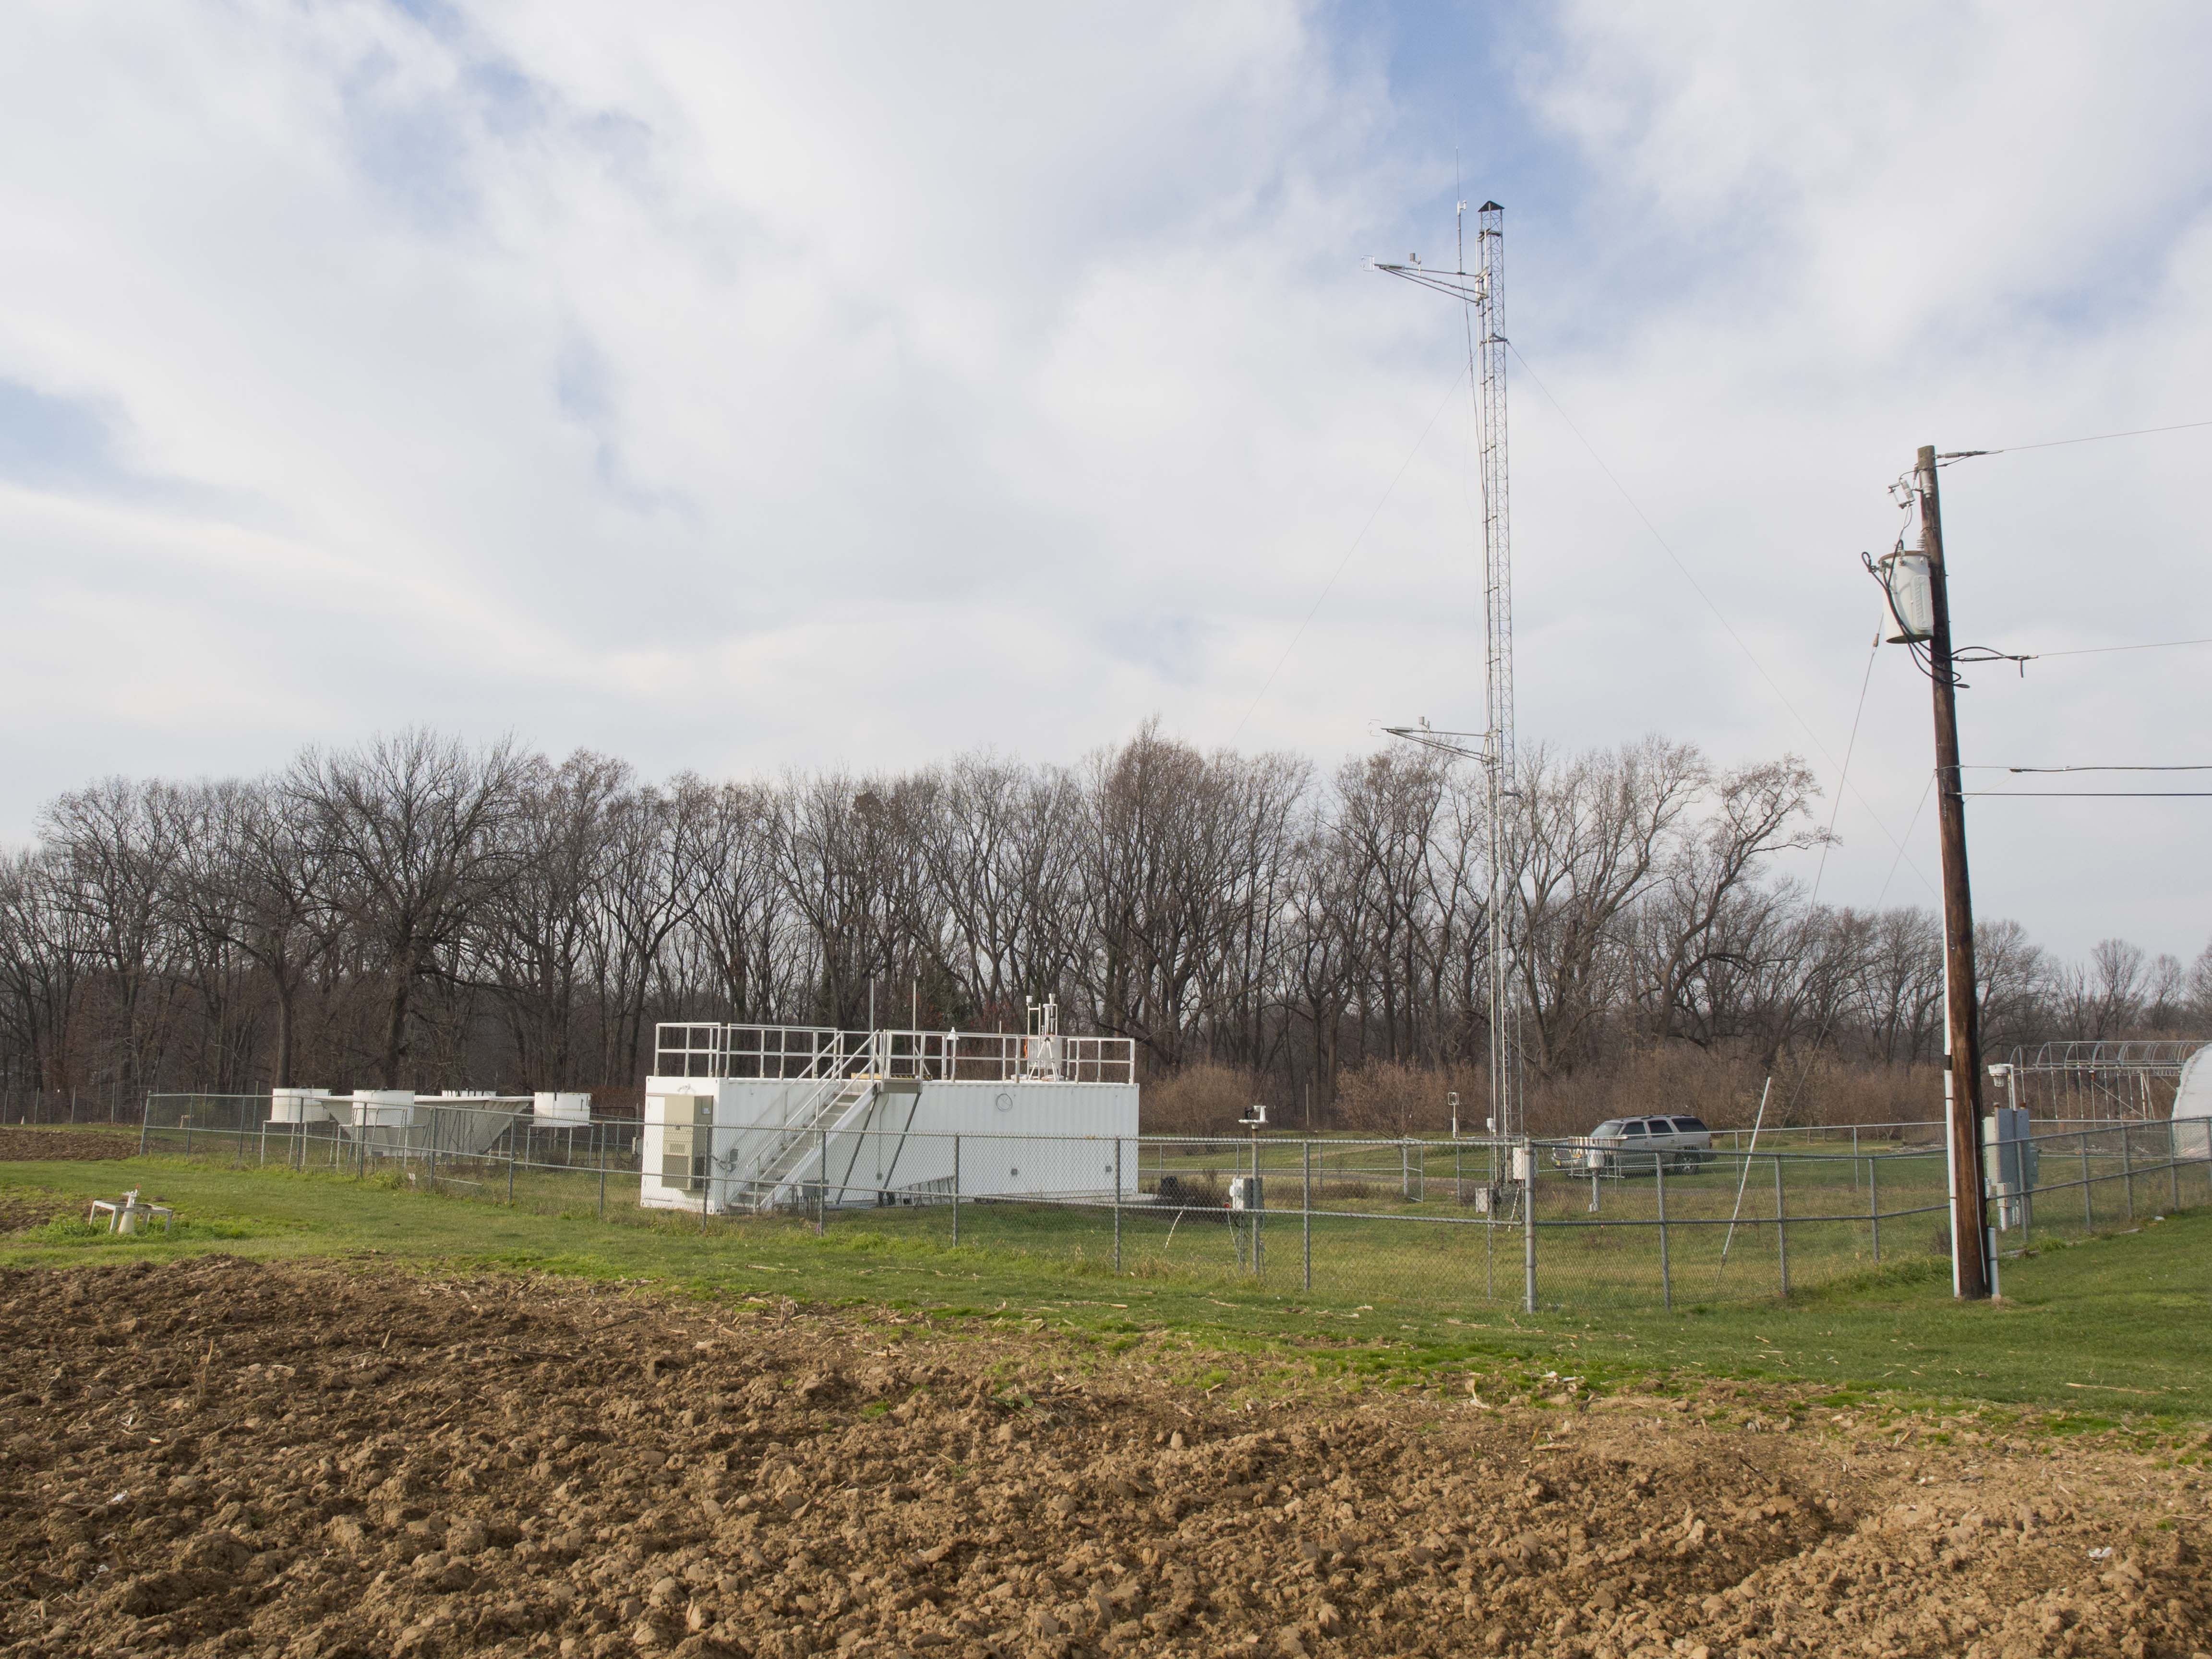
xmin=0 ymin=1130 xmax=139 ymax=1163
xmin=0 ymin=1259 xmax=2203 ymax=1659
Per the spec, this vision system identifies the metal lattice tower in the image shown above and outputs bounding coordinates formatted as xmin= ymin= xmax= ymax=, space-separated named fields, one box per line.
xmin=1375 ymin=199 xmax=1522 ymax=1149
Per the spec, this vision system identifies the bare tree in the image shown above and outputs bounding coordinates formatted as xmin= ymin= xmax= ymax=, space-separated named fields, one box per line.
xmin=916 ymin=754 xmax=1083 ymax=1026
xmin=2188 ymin=939 xmax=2212 ymax=1031
xmin=597 ymin=773 xmax=722 ymax=1079
xmin=288 ymin=731 xmax=529 ymax=1086
xmin=482 ymin=752 xmax=630 ymax=1087
xmin=1072 ymin=726 xmax=1306 ymax=1074
xmin=168 ymin=780 xmax=338 ymax=1089
xmin=1511 ymin=738 xmax=1705 ymax=1073
xmin=1878 ymin=908 xmax=1944 ymax=1063
xmin=0 ymin=850 xmax=88 ymax=1094
xmin=680 ymin=781 xmax=793 ymax=1034
xmin=40 ymin=778 xmax=192 ymax=1100
xmin=2059 ymin=938 xmax=2150 ymax=1040
xmin=774 ymin=772 xmax=936 ymax=1029
xmin=1973 ymin=918 xmax=2052 ymax=1054
xmin=0 ymin=722 xmax=2159 ymax=1117
xmin=1635 ymin=755 xmax=1824 ymax=1057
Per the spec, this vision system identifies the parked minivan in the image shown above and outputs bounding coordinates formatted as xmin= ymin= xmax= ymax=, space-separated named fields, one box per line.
xmin=1553 ymin=1115 xmax=1714 ymax=1175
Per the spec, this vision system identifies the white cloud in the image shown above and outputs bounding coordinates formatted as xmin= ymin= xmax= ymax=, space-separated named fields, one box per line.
xmin=0 ymin=0 xmax=2207 ymax=963
xmin=1503 ymin=2 xmax=2212 ymax=959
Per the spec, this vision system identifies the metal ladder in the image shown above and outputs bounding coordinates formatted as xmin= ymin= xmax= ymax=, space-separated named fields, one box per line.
xmin=743 ymin=1071 xmax=881 ymax=1211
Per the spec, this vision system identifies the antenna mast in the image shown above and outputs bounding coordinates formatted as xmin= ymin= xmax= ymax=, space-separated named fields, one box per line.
xmin=1372 ymin=199 xmax=1521 ymax=1151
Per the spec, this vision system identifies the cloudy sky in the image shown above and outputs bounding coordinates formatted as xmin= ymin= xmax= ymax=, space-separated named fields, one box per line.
xmin=4 ymin=2 xmax=2210 ymax=962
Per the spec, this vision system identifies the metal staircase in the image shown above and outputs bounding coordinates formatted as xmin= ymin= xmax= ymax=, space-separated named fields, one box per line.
xmin=735 ymin=1054 xmax=883 ymax=1212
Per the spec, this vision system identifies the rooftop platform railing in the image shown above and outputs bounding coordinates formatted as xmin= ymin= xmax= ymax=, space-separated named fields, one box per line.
xmin=652 ymin=1023 xmax=1136 ymax=1086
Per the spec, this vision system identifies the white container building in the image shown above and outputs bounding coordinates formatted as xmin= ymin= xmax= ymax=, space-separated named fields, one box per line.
xmin=639 ymin=1000 xmax=1138 ymax=1215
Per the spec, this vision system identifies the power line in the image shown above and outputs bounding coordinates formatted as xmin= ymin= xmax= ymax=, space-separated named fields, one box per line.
xmin=1753 ymin=748 xmax=1931 ymax=1189
xmin=1804 ymin=637 xmax=1878 ymax=904
xmin=1938 ymin=417 xmax=2212 ymax=462
xmin=1978 ymin=764 xmax=2212 ymax=774
xmin=1965 ymin=791 xmax=2212 ymax=799
xmin=1879 ymin=773 xmax=1938 ymax=908
xmin=2030 ymin=636 xmax=2212 ymax=659
xmin=1505 ymin=341 xmax=1937 ymax=901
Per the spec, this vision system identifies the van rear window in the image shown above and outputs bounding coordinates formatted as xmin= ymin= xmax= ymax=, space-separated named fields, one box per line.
xmin=1670 ymin=1117 xmax=1707 ymax=1132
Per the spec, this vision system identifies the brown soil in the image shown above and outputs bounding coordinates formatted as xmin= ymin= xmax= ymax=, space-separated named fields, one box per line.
xmin=0 ymin=1128 xmax=141 ymax=1162
xmin=0 ymin=1260 xmax=2203 ymax=1659
xmin=0 ymin=1195 xmax=74 ymax=1234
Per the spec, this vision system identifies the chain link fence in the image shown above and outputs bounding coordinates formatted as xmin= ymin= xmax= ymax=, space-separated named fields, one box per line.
xmin=125 ymin=1095 xmax=2212 ymax=1311
xmin=2 ymin=1087 xmax=144 ymax=1127
xmin=139 ymin=1094 xmax=640 ymax=1215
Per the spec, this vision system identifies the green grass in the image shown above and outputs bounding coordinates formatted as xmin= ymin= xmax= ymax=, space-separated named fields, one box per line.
xmin=3 ymin=1152 xmax=2207 ymax=1427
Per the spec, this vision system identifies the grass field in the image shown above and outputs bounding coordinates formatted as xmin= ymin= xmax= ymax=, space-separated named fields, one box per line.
xmin=6 ymin=1136 xmax=2210 ymax=1425
xmin=123 ymin=1116 xmax=2207 ymax=1316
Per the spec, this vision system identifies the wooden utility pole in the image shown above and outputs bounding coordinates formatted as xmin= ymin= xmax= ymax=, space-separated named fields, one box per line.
xmin=1918 ymin=443 xmax=1991 ymax=1298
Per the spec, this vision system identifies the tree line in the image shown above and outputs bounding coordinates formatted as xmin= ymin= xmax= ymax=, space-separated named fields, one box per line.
xmin=1 ymin=725 xmax=2202 ymax=1124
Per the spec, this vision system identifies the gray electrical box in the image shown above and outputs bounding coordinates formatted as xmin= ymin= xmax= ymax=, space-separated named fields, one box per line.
xmin=1982 ymin=1106 xmax=2036 ymax=1229
xmin=656 ymin=1094 xmax=713 ymax=1193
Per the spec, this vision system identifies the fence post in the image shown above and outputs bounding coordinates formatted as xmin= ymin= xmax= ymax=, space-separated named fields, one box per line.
xmin=508 ymin=1125 xmax=518 ymax=1206
xmin=2080 ymin=1132 xmax=2093 ymax=1229
xmin=1113 ymin=1138 xmax=1122 ymax=1275
xmin=2169 ymin=1121 xmax=2181 ymax=1214
xmin=952 ymin=1134 xmax=961 ymax=1247
xmin=817 ymin=1129 xmax=827 ymax=1236
xmin=1656 ymin=1155 xmax=1671 ymax=1312
xmin=1774 ymin=1157 xmax=1789 ymax=1299
xmin=1868 ymin=1157 xmax=1880 ymax=1264
xmin=1485 ymin=1157 xmax=1496 ymax=1303
xmin=1522 ymin=1158 xmax=1538 ymax=1314
xmin=137 ymin=1099 xmax=151 ymax=1157
xmin=598 ymin=1127 xmax=608 ymax=1220
xmin=2121 ymin=1124 xmax=2134 ymax=1222
xmin=1253 ymin=1132 xmax=1264 ymax=1279
xmin=1302 ymin=1141 xmax=1312 ymax=1294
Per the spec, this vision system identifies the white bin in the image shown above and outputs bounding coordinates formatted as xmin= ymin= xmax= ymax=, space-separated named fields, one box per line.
xmin=534 ymin=1092 xmax=591 ymax=1125
xmin=350 ymin=1090 xmax=416 ymax=1129
xmin=270 ymin=1087 xmax=335 ymax=1124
